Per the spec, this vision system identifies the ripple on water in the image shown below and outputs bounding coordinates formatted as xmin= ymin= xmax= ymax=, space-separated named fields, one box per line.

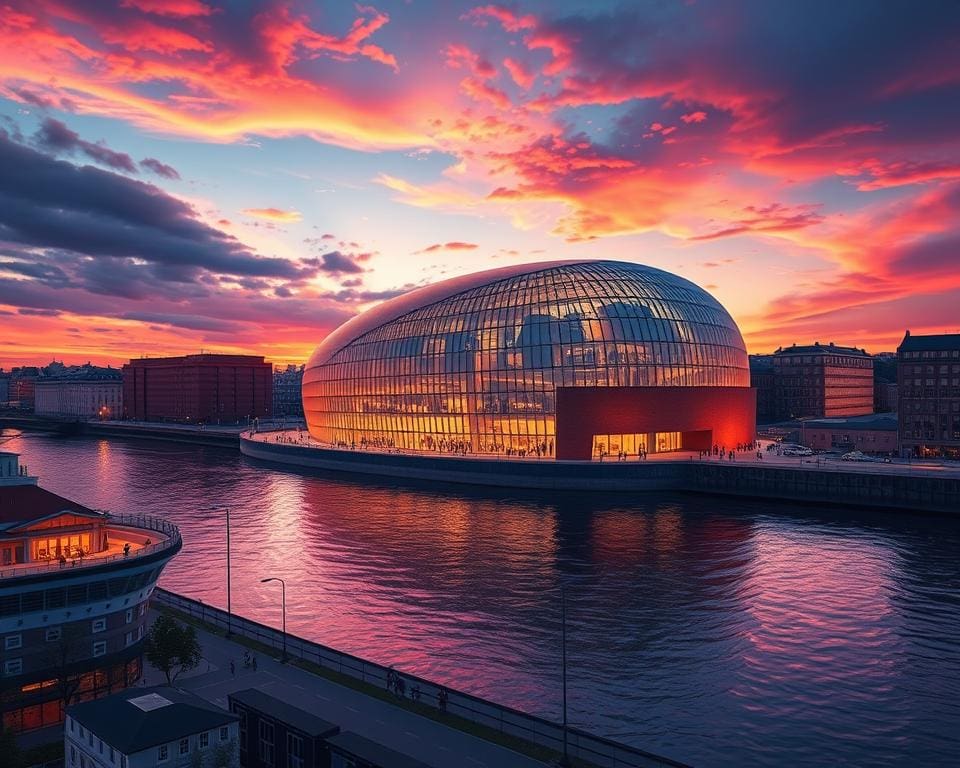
xmin=5 ymin=432 xmax=960 ymax=767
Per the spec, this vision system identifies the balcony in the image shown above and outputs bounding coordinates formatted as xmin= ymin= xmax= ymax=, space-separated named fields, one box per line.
xmin=0 ymin=514 xmax=181 ymax=580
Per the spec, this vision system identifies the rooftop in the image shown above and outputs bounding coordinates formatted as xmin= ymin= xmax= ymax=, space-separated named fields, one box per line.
xmin=899 ymin=332 xmax=960 ymax=352
xmin=803 ymin=413 xmax=899 ymax=431
xmin=774 ymin=342 xmax=870 ymax=357
xmin=67 ymin=686 xmax=237 ymax=754
xmin=326 ymin=732 xmax=432 ymax=768
xmin=229 ymin=689 xmax=338 ymax=737
xmin=0 ymin=483 xmax=94 ymax=527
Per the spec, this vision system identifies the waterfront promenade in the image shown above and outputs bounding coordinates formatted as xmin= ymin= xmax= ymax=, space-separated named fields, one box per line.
xmin=152 ymin=589 xmax=686 ymax=768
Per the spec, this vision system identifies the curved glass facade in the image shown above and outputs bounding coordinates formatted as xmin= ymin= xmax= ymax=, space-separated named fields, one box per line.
xmin=303 ymin=261 xmax=749 ymax=455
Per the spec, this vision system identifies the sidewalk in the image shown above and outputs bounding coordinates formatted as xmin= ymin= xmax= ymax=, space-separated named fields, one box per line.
xmin=142 ymin=611 xmax=549 ymax=768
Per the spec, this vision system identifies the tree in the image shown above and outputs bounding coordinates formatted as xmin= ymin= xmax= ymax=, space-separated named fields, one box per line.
xmin=144 ymin=613 xmax=202 ymax=684
xmin=211 ymin=739 xmax=237 ymax=768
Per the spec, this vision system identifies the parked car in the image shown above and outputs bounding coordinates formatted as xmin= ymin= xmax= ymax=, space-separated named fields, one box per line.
xmin=783 ymin=447 xmax=814 ymax=457
xmin=841 ymin=450 xmax=882 ymax=462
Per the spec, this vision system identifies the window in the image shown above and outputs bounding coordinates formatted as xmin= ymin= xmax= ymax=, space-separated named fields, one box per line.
xmin=179 ymin=738 xmax=189 ymax=756
xmin=138 ymin=603 xmax=146 ymax=617
xmin=258 ymin=720 xmax=275 ymax=766
xmin=99 ymin=739 xmax=104 ymax=755
xmin=4 ymin=634 xmax=21 ymax=650
xmin=219 ymin=726 xmax=229 ymax=741
xmin=109 ymin=746 xmax=114 ymax=763
xmin=4 ymin=659 xmax=22 ymax=675
xmin=125 ymin=609 xmax=133 ymax=624
xmin=238 ymin=711 xmax=247 ymax=755
xmin=124 ymin=632 xmax=133 ymax=647
xmin=70 ymin=745 xmax=77 ymax=765
xmin=287 ymin=733 xmax=304 ymax=768
xmin=46 ymin=627 xmax=62 ymax=642
xmin=92 ymin=618 xmax=106 ymax=633
xmin=199 ymin=732 xmax=209 ymax=749
xmin=92 ymin=640 xmax=107 ymax=657
xmin=157 ymin=745 xmax=169 ymax=762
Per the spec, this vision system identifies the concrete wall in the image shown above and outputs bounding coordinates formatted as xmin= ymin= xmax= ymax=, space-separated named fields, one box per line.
xmin=242 ymin=435 xmax=960 ymax=514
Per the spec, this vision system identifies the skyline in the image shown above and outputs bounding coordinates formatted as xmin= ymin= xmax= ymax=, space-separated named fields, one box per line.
xmin=1 ymin=0 xmax=959 ymax=369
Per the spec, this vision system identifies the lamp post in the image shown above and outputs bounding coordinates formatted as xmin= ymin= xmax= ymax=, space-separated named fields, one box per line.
xmin=202 ymin=506 xmax=231 ymax=636
xmin=261 ymin=577 xmax=287 ymax=662
xmin=560 ymin=584 xmax=570 ymax=767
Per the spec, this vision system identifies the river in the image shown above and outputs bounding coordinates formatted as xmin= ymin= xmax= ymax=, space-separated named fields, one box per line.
xmin=5 ymin=430 xmax=959 ymax=766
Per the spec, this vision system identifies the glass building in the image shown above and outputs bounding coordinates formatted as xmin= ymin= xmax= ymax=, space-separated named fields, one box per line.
xmin=303 ymin=261 xmax=755 ymax=460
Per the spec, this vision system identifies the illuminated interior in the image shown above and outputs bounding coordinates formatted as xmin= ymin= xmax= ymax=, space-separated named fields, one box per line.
xmin=303 ymin=261 xmax=751 ymax=458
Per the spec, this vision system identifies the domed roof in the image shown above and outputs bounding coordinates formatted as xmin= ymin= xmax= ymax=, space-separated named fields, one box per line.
xmin=307 ymin=259 xmax=746 ymax=371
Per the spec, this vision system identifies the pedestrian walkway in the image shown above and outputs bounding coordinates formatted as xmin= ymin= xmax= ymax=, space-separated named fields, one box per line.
xmin=142 ymin=611 xmax=549 ymax=768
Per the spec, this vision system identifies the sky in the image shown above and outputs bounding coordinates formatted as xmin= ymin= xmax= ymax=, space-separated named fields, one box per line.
xmin=0 ymin=0 xmax=958 ymax=369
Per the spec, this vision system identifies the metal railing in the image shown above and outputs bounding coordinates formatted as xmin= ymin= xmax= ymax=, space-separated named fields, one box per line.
xmin=0 ymin=514 xmax=181 ymax=579
xmin=155 ymin=588 xmax=688 ymax=768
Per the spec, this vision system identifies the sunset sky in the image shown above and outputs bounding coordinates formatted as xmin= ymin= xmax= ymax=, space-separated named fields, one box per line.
xmin=1 ymin=0 xmax=958 ymax=369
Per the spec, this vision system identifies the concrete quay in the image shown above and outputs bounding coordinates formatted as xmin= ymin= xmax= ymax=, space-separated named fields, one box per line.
xmin=153 ymin=589 xmax=687 ymax=768
xmin=241 ymin=431 xmax=960 ymax=514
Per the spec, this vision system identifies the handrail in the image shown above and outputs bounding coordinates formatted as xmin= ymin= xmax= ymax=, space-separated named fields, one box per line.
xmin=0 ymin=514 xmax=181 ymax=579
xmin=154 ymin=588 xmax=688 ymax=768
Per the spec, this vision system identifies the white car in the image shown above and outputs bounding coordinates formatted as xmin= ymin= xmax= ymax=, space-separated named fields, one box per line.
xmin=842 ymin=451 xmax=882 ymax=462
xmin=782 ymin=447 xmax=814 ymax=457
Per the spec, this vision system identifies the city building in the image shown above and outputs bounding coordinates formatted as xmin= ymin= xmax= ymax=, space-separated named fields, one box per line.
xmin=0 ymin=452 xmax=181 ymax=734
xmin=898 ymin=331 xmax=960 ymax=458
xmin=122 ymin=354 xmax=272 ymax=424
xmin=872 ymin=352 xmax=898 ymax=414
xmin=273 ymin=364 xmax=305 ymax=419
xmin=0 ymin=370 xmax=9 ymax=407
xmin=229 ymin=688 xmax=338 ymax=768
xmin=799 ymin=413 xmax=899 ymax=455
xmin=327 ymin=732 xmax=432 ymax=768
xmin=771 ymin=342 xmax=874 ymax=419
xmin=749 ymin=354 xmax=776 ymax=423
xmin=9 ymin=366 xmax=40 ymax=411
xmin=34 ymin=365 xmax=123 ymax=420
xmin=303 ymin=260 xmax=756 ymax=460
xmin=66 ymin=687 xmax=239 ymax=768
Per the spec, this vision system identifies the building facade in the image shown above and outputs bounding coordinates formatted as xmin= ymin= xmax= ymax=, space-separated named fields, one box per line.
xmin=122 ymin=354 xmax=272 ymax=424
xmin=0 ymin=453 xmax=181 ymax=733
xmin=0 ymin=371 xmax=9 ymax=407
xmin=273 ymin=365 xmax=305 ymax=419
xmin=303 ymin=261 xmax=756 ymax=461
xmin=66 ymin=687 xmax=238 ymax=768
xmin=749 ymin=355 xmax=776 ymax=423
xmin=898 ymin=331 xmax=960 ymax=458
xmin=771 ymin=342 xmax=874 ymax=419
xmin=9 ymin=367 xmax=39 ymax=411
xmin=799 ymin=414 xmax=899 ymax=455
xmin=35 ymin=367 xmax=123 ymax=420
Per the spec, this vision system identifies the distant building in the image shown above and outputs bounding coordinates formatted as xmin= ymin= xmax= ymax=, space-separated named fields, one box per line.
xmin=873 ymin=352 xmax=898 ymax=413
xmin=9 ymin=366 xmax=40 ymax=411
xmin=122 ymin=354 xmax=272 ymax=424
xmin=897 ymin=331 xmax=960 ymax=458
xmin=771 ymin=342 xmax=874 ymax=419
xmin=749 ymin=355 xmax=776 ymax=423
xmin=0 ymin=453 xmax=181 ymax=733
xmin=0 ymin=370 xmax=9 ymax=406
xmin=273 ymin=364 xmax=305 ymax=418
xmin=34 ymin=364 xmax=122 ymax=419
xmin=66 ymin=687 xmax=239 ymax=768
xmin=799 ymin=413 xmax=899 ymax=455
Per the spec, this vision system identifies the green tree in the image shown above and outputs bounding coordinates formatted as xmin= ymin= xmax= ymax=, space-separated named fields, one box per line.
xmin=144 ymin=613 xmax=202 ymax=684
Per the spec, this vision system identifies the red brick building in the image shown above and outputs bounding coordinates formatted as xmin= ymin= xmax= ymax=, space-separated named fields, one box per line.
xmin=771 ymin=342 xmax=874 ymax=419
xmin=122 ymin=354 xmax=272 ymax=423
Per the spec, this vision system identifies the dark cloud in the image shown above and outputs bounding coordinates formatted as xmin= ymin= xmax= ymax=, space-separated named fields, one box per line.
xmin=0 ymin=130 xmax=313 ymax=284
xmin=18 ymin=307 xmax=61 ymax=317
xmin=309 ymin=251 xmax=366 ymax=274
xmin=34 ymin=118 xmax=137 ymax=173
xmin=140 ymin=157 xmax=181 ymax=179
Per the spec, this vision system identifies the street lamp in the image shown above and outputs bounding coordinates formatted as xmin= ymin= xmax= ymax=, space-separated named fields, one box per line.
xmin=560 ymin=584 xmax=571 ymax=767
xmin=202 ymin=505 xmax=232 ymax=636
xmin=260 ymin=577 xmax=287 ymax=662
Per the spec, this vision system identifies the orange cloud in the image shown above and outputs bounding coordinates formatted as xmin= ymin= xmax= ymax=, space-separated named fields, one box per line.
xmin=242 ymin=208 xmax=303 ymax=222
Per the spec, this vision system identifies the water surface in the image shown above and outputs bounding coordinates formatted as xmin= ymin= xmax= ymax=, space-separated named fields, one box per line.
xmin=6 ymin=431 xmax=959 ymax=766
